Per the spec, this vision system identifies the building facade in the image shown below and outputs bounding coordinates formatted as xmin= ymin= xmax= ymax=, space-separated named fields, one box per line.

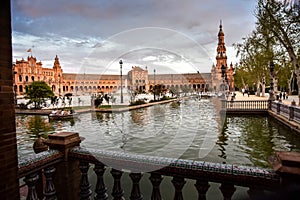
xmin=13 ymin=22 xmax=234 ymax=97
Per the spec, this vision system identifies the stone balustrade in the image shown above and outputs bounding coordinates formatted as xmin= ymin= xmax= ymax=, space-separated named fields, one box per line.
xmin=18 ymin=132 xmax=293 ymax=200
xmin=226 ymin=100 xmax=269 ymax=111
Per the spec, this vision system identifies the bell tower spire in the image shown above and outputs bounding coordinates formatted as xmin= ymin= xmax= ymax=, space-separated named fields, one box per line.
xmin=216 ymin=19 xmax=227 ymax=69
xmin=211 ymin=20 xmax=235 ymax=92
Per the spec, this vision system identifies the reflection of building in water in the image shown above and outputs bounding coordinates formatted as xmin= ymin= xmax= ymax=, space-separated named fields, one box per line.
xmin=13 ymin=22 xmax=234 ymax=96
xmin=24 ymin=116 xmax=54 ymax=136
xmin=130 ymin=108 xmax=150 ymax=125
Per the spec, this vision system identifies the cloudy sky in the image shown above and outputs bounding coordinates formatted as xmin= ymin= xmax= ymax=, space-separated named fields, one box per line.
xmin=11 ymin=0 xmax=257 ymax=75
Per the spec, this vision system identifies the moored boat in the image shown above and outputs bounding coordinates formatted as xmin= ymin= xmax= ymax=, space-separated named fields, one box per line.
xmin=48 ymin=110 xmax=78 ymax=120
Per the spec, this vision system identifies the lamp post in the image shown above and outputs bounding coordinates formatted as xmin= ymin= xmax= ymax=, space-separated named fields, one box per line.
xmin=119 ymin=59 xmax=123 ymax=103
xmin=269 ymin=61 xmax=275 ymax=101
xmin=221 ymin=64 xmax=226 ymax=97
xmin=58 ymin=74 xmax=61 ymax=97
xmin=154 ymin=69 xmax=156 ymax=101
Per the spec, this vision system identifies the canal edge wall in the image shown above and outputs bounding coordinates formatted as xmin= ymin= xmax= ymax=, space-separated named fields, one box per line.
xmin=268 ymin=110 xmax=300 ymax=134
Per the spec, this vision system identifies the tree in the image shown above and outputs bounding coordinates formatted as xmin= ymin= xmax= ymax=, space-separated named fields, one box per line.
xmin=256 ymin=0 xmax=299 ymax=97
xmin=233 ymin=0 xmax=299 ymax=97
xmin=25 ymin=81 xmax=54 ymax=109
xmin=233 ymin=29 xmax=276 ymax=94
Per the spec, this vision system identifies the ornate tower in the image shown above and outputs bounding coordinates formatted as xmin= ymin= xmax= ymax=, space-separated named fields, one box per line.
xmin=211 ymin=20 xmax=234 ymax=92
xmin=216 ymin=20 xmax=227 ymax=72
xmin=53 ymin=55 xmax=63 ymax=95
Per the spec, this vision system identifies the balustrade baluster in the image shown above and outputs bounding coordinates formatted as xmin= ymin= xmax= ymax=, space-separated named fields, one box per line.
xmin=43 ymin=166 xmax=57 ymax=200
xmin=194 ymin=180 xmax=210 ymax=200
xmin=149 ymin=173 xmax=163 ymax=200
xmin=289 ymin=106 xmax=294 ymax=120
xmin=219 ymin=182 xmax=236 ymax=200
xmin=171 ymin=176 xmax=186 ymax=200
xmin=79 ymin=161 xmax=92 ymax=200
xmin=94 ymin=163 xmax=108 ymax=200
xmin=24 ymin=172 xmax=40 ymax=200
xmin=129 ymin=173 xmax=143 ymax=200
xmin=247 ymin=187 xmax=264 ymax=200
xmin=110 ymin=169 xmax=125 ymax=200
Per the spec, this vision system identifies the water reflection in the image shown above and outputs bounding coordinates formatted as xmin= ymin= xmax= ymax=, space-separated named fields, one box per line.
xmin=130 ymin=108 xmax=150 ymax=125
xmin=23 ymin=115 xmax=54 ymax=138
xmin=216 ymin=115 xmax=300 ymax=168
xmin=216 ymin=123 xmax=229 ymax=159
xmin=16 ymin=115 xmax=54 ymax=157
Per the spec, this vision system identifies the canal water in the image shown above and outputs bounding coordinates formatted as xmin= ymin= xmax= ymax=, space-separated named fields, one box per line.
xmin=16 ymin=98 xmax=300 ymax=169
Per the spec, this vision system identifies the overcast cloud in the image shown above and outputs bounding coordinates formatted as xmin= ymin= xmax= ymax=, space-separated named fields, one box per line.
xmin=11 ymin=0 xmax=257 ymax=74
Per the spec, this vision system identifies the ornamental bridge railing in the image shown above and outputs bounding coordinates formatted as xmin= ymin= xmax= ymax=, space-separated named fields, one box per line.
xmin=225 ymin=100 xmax=269 ymax=114
xmin=18 ymin=132 xmax=287 ymax=200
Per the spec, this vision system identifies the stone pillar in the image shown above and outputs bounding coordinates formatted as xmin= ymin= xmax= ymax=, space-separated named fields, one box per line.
xmin=0 ymin=1 xmax=20 ymax=199
xmin=45 ymin=132 xmax=82 ymax=200
xmin=269 ymin=151 xmax=300 ymax=185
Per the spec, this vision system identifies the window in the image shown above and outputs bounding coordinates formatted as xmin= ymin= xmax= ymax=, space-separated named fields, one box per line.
xmin=19 ymin=85 xmax=23 ymax=93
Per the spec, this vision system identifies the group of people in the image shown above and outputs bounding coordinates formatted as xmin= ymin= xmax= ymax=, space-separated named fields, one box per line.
xmin=276 ymin=91 xmax=288 ymax=100
xmin=50 ymin=109 xmax=75 ymax=116
xmin=241 ymin=88 xmax=250 ymax=97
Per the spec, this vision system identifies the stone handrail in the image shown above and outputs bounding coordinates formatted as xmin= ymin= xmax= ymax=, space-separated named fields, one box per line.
xmin=18 ymin=149 xmax=63 ymax=178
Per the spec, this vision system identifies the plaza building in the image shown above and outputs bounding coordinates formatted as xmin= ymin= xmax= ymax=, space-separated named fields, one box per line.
xmin=12 ymin=22 xmax=234 ymax=97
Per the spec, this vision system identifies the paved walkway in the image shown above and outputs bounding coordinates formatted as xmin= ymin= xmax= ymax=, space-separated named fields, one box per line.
xmin=230 ymin=92 xmax=299 ymax=106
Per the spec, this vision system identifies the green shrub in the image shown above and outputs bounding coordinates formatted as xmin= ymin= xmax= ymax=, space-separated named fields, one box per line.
xmin=130 ymin=100 xmax=147 ymax=106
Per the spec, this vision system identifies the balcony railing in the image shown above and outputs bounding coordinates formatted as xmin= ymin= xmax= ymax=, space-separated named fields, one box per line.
xmin=18 ymin=131 xmax=286 ymax=200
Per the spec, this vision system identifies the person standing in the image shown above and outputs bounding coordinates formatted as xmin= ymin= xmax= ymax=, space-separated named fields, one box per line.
xmin=279 ymin=92 xmax=282 ymax=100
